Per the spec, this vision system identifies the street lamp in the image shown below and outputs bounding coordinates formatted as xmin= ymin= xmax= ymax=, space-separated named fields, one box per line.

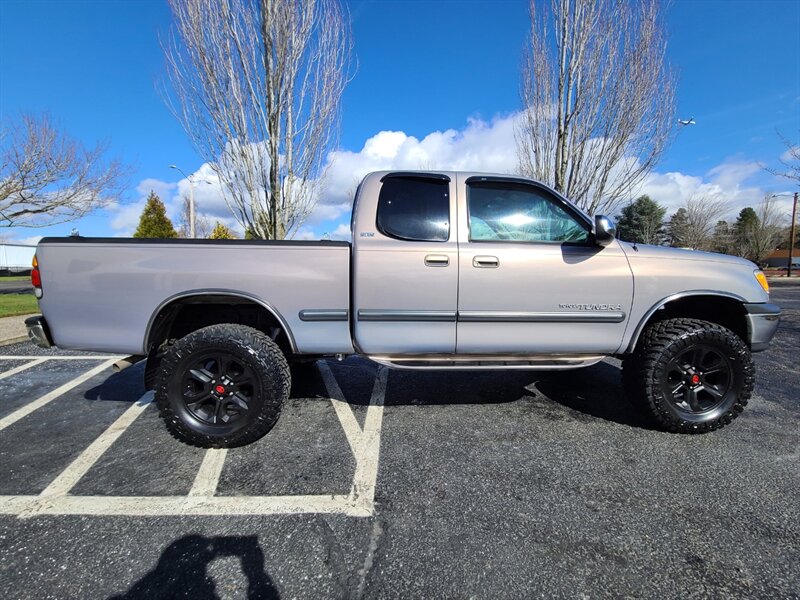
xmin=169 ymin=165 xmax=212 ymax=239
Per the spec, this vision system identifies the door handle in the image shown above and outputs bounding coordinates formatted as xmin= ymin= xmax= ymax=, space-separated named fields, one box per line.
xmin=473 ymin=255 xmax=499 ymax=268
xmin=424 ymin=254 xmax=450 ymax=267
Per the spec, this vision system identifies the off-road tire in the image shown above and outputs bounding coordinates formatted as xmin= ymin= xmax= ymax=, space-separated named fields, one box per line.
xmin=622 ymin=318 xmax=754 ymax=433
xmin=155 ymin=324 xmax=290 ymax=447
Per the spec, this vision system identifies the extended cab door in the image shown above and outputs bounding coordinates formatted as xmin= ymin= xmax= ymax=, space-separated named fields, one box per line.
xmin=352 ymin=172 xmax=458 ymax=355
xmin=455 ymin=175 xmax=633 ymax=354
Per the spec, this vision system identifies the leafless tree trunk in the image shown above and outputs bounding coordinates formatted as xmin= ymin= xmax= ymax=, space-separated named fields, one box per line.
xmin=0 ymin=114 xmax=126 ymax=228
xmin=163 ymin=0 xmax=352 ymax=240
xmin=516 ymin=0 xmax=676 ymax=216
xmin=682 ymin=193 xmax=726 ymax=251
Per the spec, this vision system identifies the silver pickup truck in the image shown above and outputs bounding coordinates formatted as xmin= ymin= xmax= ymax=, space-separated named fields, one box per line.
xmin=27 ymin=171 xmax=780 ymax=446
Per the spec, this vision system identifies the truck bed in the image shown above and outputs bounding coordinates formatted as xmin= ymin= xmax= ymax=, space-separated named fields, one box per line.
xmin=35 ymin=237 xmax=353 ymax=355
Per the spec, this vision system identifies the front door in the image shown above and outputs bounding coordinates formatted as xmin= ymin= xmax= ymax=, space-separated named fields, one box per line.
xmin=353 ymin=173 xmax=458 ymax=355
xmin=455 ymin=175 xmax=633 ymax=355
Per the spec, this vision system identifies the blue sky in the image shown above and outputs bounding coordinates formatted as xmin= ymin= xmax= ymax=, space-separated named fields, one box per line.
xmin=1 ymin=0 xmax=798 ymax=242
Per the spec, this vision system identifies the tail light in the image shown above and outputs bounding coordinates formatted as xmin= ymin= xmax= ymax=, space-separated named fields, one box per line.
xmin=31 ymin=255 xmax=43 ymax=299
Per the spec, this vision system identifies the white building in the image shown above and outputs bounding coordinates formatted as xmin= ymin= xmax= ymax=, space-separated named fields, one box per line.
xmin=0 ymin=243 xmax=36 ymax=274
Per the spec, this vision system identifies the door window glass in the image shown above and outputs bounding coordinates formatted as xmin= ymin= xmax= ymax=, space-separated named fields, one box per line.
xmin=377 ymin=177 xmax=450 ymax=242
xmin=468 ymin=182 xmax=589 ymax=243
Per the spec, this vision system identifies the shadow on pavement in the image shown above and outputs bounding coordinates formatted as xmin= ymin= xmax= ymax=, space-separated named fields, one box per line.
xmin=84 ymin=362 xmax=146 ymax=403
xmin=109 ymin=534 xmax=278 ymax=600
xmin=298 ymin=357 xmax=655 ymax=431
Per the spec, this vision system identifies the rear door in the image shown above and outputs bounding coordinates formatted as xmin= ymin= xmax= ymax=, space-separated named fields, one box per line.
xmin=352 ymin=173 xmax=458 ymax=355
xmin=456 ymin=175 xmax=633 ymax=354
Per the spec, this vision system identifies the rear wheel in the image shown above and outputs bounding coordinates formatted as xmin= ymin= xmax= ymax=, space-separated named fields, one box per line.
xmin=622 ymin=318 xmax=754 ymax=433
xmin=155 ymin=324 xmax=290 ymax=447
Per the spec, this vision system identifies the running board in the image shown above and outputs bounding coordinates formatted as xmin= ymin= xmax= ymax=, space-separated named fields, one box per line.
xmin=367 ymin=354 xmax=606 ymax=370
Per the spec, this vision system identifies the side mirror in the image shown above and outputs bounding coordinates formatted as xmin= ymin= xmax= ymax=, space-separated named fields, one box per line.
xmin=594 ymin=215 xmax=616 ymax=247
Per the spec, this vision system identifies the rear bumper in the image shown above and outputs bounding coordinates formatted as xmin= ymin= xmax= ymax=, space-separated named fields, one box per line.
xmin=744 ymin=303 xmax=781 ymax=352
xmin=25 ymin=315 xmax=53 ymax=349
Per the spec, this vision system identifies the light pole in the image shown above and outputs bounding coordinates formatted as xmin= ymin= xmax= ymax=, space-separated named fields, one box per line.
xmin=789 ymin=191 xmax=798 ymax=278
xmin=169 ymin=164 xmax=196 ymax=239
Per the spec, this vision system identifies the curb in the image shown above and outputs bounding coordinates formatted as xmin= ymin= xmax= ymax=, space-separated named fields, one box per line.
xmin=0 ymin=335 xmax=29 ymax=347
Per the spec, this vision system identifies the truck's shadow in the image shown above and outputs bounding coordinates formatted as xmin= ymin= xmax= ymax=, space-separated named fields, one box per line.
xmin=84 ymin=363 xmax=146 ymax=403
xmin=108 ymin=534 xmax=278 ymax=600
xmin=300 ymin=358 xmax=653 ymax=431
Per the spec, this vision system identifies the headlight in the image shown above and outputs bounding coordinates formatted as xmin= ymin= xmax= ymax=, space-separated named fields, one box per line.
xmin=754 ymin=270 xmax=769 ymax=294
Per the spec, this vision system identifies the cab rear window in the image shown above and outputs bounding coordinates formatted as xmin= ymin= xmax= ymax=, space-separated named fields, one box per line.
xmin=376 ymin=177 xmax=450 ymax=242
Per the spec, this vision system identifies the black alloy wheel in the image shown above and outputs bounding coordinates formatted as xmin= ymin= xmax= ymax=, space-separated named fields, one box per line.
xmin=180 ymin=352 xmax=259 ymax=428
xmin=662 ymin=344 xmax=733 ymax=415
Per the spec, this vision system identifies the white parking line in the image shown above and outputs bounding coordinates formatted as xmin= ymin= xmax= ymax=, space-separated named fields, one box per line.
xmin=0 ymin=359 xmax=118 ymax=432
xmin=0 ymin=355 xmax=124 ymax=361
xmin=40 ymin=393 xmax=154 ymax=497
xmin=350 ymin=367 xmax=387 ymax=511
xmin=1 ymin=359 xmax=387 ymax=518
xmin=189 ymin=449 xmax=229 ymax=497
xmin=318 ymin=362 xmax=367 ymax=456
xmin=0 ymin=358 xmax=48 ymax=381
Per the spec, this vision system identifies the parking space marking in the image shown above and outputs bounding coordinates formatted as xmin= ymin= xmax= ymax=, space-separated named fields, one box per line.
xmin=189 ymin=449 xmax=229 ymax=497
xmin=0 ymin=355 xmax=124 ymax=361
xmin=0 ymin=358 xmax=48 ymax=380
xmin=0 ymin=360 xmax=387 ymax=518
xmin=0 ymin=359 xmax=118 ymax=432
xmin=318 ymin=362 xmax=367 ymax=456
xmin=350 ymin=367 xmax=387 ymax=510
xmin=40 ymin=393 xmax=154 ymax=498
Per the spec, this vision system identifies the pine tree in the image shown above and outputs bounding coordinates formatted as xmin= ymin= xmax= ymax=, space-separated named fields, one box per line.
xmin=208 ymin=221 xmax=236 ymax=239
xmin=666 ymin=208 xmax=690 ymax=247
xmin=133 ymin=192 xmax=177 ymax=238
xmin=711 ymin=220 xmax=734 ymax=254
xmin=615 ymin=195 xmax=667 ymax=244
xmin=733 ymin=207 xmax=760 ymax=261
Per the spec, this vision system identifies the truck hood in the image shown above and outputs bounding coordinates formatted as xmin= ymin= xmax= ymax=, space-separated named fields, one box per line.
xmin=618 ymin=241 xmax=757 ymax=269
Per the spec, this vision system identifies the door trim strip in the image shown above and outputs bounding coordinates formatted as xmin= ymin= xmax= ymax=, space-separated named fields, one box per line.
xmin=357 ymin=310 xmax=457 ymax=322
xmin=356 ymin=310 xmax=625 ymax=323
xmin=458 ymin=310 xmax=626 ymax=323
xmin=298 ymin=309 xmax=349 ymax=322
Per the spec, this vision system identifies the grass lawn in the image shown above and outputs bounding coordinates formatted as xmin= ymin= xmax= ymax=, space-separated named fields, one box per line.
xmin=0 ymin=294 xmax=39 ymax=318
xmin=0 ymin=276 xmax=32 ymax=282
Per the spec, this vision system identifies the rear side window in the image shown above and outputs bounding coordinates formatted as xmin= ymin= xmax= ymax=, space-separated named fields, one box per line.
xmin=376 ymin=177 xmax=450 ymax=242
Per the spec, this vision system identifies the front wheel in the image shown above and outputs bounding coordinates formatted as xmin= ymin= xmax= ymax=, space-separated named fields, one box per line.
xmin=622 ymin=318 xmax=754 ymax=433
xmin=155 ymin=324 xmax=290 ymax=447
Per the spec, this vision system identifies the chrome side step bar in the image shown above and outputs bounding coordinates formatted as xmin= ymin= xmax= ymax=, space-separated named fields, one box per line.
xmin=367 ymin=354 xmax=606 ymax=371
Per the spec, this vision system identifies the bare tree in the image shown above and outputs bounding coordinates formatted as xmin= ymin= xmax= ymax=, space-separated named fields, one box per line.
xmin=0 ymin=114 xmax=126 ymax=228
xmin=765 ymin=131 xmax=799 ymax=187
xmin=680 ymin=193 xmax=726 ymax=251
xmin=163 ymin=0 xmax=352 ymax=239
xmin=736 ymin=196 xmax=786 ymax=266
xmin=177 ymin=195 xmax=211 ymax=239
xmin=516 ymin=0 xmax=676 ymax=216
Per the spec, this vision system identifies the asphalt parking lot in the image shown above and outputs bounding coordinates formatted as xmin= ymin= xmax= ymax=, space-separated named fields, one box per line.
xmin=0 ymin=287 xmax=798 ymax=599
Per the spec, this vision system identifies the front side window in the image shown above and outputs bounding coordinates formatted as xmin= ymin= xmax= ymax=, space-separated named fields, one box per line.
xmin=377 ymin=176 xmax=450 ymax=242
xmin=467 ymin=182 xmax=589 ymax=243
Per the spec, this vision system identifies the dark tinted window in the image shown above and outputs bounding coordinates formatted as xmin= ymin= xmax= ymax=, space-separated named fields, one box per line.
xmin=468 ymin=182 xmax=589 ymax=243
xmin=377 ymin=177 xmax=450 ymax=242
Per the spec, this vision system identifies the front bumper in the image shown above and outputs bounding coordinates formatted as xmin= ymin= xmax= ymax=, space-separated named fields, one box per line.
xmin=25 ymin=315 xmax=53 ymax=349
xmin=744 ymin=303 xmax=781 ymax=352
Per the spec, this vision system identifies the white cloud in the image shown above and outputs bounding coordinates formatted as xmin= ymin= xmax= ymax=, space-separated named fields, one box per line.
xmin=111 ymin=112 xmax=790 ymax=237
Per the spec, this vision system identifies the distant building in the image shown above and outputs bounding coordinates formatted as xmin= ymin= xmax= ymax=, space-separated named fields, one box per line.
xmin=766 ymin=248 xmax=800 ymax=269
xmin=0 ymin=243 xmax=36 ymax=274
